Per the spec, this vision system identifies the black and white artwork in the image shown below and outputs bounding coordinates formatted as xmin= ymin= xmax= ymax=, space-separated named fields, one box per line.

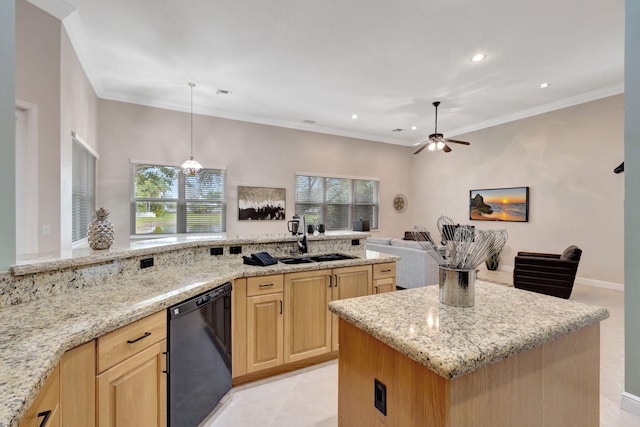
xmin=238 ymin=186 xmax=286 ymax=221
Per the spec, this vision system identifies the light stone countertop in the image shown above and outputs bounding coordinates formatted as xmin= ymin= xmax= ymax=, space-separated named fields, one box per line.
xmin=329 ymin=281 xmax=609 ymax=379
xmin=11 ymin=231 xmax=371 ymax=276
xmin=0 ymin=251 xmax=395 ymax=427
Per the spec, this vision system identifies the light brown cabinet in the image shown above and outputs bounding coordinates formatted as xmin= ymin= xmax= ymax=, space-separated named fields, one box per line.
xmin=96 ymin=340 xmax=166 ymax=427
xmin=284 ymin=269 xmax=332 ymax=363
xmin=96 ymin=312 xmax=167 ymax=427
xmin=373 ymin=262 xmax=396 ymax=294
xmin=330 ymin=265 xmax=373 ymax=351
xmin=233 ymin=262 xmax=395 ymax=379
xmin=20 ymin=340 xmax=96 ymax=427
xmin=19 ymin=365 xmax=60 ymax=427
xmin=246 ymin=292 xmax=284 ymax=373
xmin=60 ymin=341 xmax=95 ymax=427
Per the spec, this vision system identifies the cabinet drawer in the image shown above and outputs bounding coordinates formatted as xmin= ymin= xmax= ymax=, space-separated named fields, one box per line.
xmin=373 ymin=262 xmax=396 ymax=280
xmin=247 ymin=274 xmax=284 ymax=296
xmin=97 ymin=311 xmax=166 ymax=373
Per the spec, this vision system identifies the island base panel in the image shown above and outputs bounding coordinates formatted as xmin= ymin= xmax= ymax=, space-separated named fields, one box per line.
xmin=337 ymin=319 xmax=599 ymax=427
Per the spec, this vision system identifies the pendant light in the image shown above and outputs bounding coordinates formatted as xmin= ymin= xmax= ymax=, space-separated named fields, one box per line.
xmin=180 ymin=82 xmax=203 ymax=176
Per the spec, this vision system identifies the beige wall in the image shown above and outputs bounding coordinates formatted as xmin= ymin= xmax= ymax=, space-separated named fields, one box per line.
xmin=14 ymin=0 xmax=99 ymax=254
xmin=15 ymin=0 xmax=61 ymax=254
xmin=410 ymin=95 xmax=624 ymax=285
xmin=60 ymin=29 xmax=99 ymax=250
xmin=97 ymin=99 xmax=412 ymax=246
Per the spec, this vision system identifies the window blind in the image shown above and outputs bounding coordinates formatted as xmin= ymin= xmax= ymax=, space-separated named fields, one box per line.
xmin=294 ymin=175 xmax=378 ymax=230
xmin=131 ymin=163 xmax=226 ymax=235
xmin=72 ymin=140 xmax=96 ymax=243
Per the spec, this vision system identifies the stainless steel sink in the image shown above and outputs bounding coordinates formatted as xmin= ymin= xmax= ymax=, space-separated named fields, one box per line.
xmin=277 ymin=257 xmax=315 ymax=264
xmin=310 ymin=253 xmax=356 ymax=262
xmin=277 ymin=253 xmax=356 ymax=264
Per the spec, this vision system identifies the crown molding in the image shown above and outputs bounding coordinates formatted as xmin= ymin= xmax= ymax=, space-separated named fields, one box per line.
xmin=27 ymin=0 xmax=74 ymax=20
xmin=445 ymin=83 xmax=624 ymax=138
xmin=98 ymin=89 xmax=410 ymax=146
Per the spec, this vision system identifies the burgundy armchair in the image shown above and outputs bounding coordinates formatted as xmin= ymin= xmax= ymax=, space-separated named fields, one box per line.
xmin=513 ymin=245 xmax=582 ymax=299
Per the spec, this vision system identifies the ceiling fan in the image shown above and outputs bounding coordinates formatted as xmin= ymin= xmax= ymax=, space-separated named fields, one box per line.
xmin=413 ymin=101 xmax=471 ymax=154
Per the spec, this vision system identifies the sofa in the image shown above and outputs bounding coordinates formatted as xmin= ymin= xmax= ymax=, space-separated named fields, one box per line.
xmin=366 ymin=237 xmax=439 ymax=289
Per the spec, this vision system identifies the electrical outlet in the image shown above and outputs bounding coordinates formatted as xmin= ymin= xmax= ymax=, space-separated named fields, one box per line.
xmin=374 ymin=379 xmax=387 ymax=416
xmin=210 ymin=247 xmax=223 ymax=256
xmin=42 ymin=225 xmax=51 ymax=237
xmin=140 ymin=257 xmax=154 ymax=269
xmin=230 ymin=246 xmax=242 ymax=254
xmin=351 ymin=239 xmax=360 ymax=246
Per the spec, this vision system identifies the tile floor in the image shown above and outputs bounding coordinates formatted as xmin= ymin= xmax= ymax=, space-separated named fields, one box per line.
xmin=203 ymin=270 xmax=640 ymax=427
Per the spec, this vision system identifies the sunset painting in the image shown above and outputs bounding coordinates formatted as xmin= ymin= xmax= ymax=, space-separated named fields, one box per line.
xmin=469 ymin=187 xmax=529 ymax=222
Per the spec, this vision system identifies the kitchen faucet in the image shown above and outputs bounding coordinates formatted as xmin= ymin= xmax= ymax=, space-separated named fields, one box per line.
xmin=297 ymin=215 xmax=308 ymax=254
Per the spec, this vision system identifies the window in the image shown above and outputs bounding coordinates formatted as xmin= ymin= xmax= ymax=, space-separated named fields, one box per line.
xmin=294 ymin=175 xmax=378 ymax=230
xmin=130 ymin=163 xmax=226 ymax=235
xmin=72 ymin=137 xmax=96 ymax=243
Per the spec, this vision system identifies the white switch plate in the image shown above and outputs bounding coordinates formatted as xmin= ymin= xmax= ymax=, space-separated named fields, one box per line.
xmin=42 ymin=225 xmax=51 ymax=236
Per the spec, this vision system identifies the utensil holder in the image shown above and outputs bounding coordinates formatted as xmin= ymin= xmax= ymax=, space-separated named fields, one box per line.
xmin=438 ymin=267 xmax=477 ymax=307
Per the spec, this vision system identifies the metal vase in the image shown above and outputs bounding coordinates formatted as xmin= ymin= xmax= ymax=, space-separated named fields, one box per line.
xmin=438 ymin=267 xmax=477 ymax=307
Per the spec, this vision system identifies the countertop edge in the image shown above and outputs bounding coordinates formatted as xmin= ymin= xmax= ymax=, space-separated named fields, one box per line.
xmin=329 ymin=284 xmax=610 ymax=379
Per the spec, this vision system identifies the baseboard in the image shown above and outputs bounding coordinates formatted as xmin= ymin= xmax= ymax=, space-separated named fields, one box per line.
xmin=499 ymin=265 xmax=624 ymax=292
xmin=621 ymin=392 xmax=640 ymax=416
xmin=575 ymin=277 xmax=624 ymax=292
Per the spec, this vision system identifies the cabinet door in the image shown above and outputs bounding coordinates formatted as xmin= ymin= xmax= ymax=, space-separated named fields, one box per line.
xmin=284 ymin=270 xmax=332 ymax=363
xmin=246 ymin=292 xmax=284 ymax=373
xmin=374 ymin=278 xmax=396 ymax=294
xmin=19 ymin=365 xmax=60 ymax=427
xmin=97 ymin=340 xmax=166 ymax=427
xmin=61 ymin=341 xmax=95 ymax=427
xmin=331 ymin=265 xmax=373 ymax=351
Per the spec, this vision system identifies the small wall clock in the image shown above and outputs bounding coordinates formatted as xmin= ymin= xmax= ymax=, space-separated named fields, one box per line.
xmin=393 ymin=194 xmax=407 ymax=213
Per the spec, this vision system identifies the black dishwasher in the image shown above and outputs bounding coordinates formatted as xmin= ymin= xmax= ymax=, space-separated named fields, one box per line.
xmin=167 ymin=282 xmax=232 ymax=427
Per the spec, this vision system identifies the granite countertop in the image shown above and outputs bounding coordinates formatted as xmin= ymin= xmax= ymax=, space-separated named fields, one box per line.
xmin=329 ymin=281 xmax=609 ymax=379
xmin=0 ymin=250 xmax=395 ymax=427
xmin=12 ymin=231 xmax=371 ymax=276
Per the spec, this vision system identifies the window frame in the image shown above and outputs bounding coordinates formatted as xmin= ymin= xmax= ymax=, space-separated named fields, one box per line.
xmin=72 ymin=133 xmax=98 ymax=246
xmin=130 ymin=161 xmax=227 ymax=236
xmin=294 ymin=174 xmax=379 ymax=231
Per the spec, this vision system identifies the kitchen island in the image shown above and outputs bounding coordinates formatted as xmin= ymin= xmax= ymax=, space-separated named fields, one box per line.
xmin=329 ymin=281 xmax=609 ymax=427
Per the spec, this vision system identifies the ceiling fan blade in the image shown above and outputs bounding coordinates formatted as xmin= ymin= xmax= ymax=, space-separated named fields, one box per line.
xmin=413 ymin=144 xmax=428 ymax=155
xmin=443 ymin=144 xmax=452 ymax=153
xmin=444 ymin=138 xmax=471 ymax=145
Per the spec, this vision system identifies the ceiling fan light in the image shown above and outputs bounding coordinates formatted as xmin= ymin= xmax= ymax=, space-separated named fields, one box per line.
xmin=436 ymin=141 xmax=446 ymax=150
xmin=427 ymin=142 xmax=437 ymax=151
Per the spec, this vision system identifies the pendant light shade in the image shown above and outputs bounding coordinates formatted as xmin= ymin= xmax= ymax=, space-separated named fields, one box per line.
xmin=180 ymin=82 xmax=202 ymax=176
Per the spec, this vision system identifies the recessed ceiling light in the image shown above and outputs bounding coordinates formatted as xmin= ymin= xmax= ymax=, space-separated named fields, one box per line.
xmin=352 ymin=114 xmax=358 ymax=119
xmin=411 ymin=126 xmax=417 ymax=130
xmin=539 ymin=82 xmax=550 ymax=89
xmin=470 ymin=53 xmax=486 ymax=62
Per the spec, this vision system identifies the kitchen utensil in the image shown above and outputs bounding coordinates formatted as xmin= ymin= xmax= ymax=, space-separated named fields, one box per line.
xmin=412 ymin=225 xmax=446 ymax=265
xmin=287 ymin=215 xmax=300 ymax=235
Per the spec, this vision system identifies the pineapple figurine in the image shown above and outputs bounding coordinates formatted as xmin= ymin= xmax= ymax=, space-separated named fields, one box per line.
xmin=87 ymin=207 xmax=115 ymax=250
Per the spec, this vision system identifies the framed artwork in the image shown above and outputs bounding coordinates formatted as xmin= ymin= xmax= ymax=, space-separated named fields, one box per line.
xmin=469 ymin=187 xmax=529 ymax=222
xmin=238 ymin=186 xmax=286 ymax=221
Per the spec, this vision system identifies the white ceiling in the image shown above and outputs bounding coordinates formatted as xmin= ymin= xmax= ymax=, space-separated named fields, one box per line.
xmin=33 ymin=0 xmax=624 ymax=146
